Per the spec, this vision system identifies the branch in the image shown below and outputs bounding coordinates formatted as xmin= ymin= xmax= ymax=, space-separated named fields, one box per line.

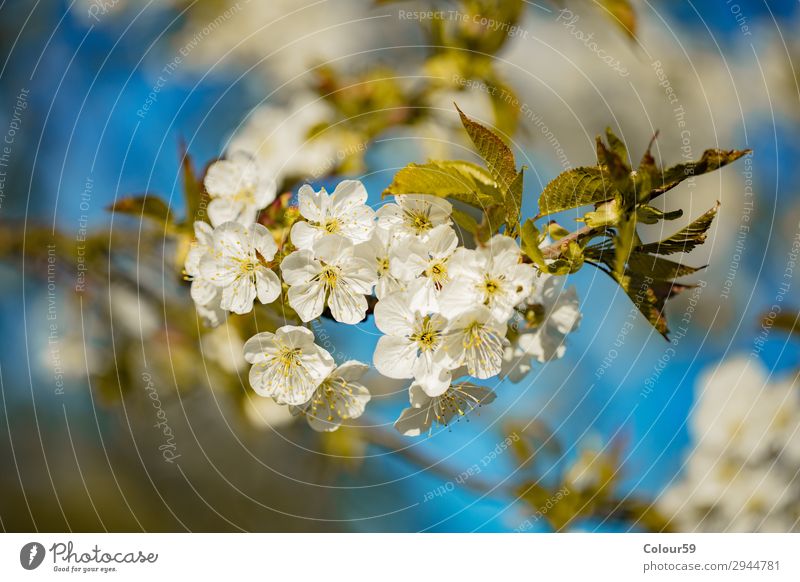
xmin=537 ymin=225 xmax=600 ymax=259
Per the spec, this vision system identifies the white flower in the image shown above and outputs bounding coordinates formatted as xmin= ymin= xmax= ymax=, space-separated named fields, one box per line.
xmin=501 ymin=274 xmax=581 ymax=381
xmin=201 ymin=322 xmax=246 ymax=374
xmin=354 ymin=225 xmax=405 ymax=300
xmin=290 ymin=180 xmax=375 ymax=250
xmin=199 ymin=221 xmax=281 ymax=315
xmin=184 ymin=221 xmax=226 ymax=327
xmin=692 ymin=356 xmax=800 ymax=465
xmin=281 ymin=235 xmax=377 ymax=324
xmin=290 ymin=361 xmax=371 ymax=432
xmin=226 ymin=94 xmax=340 ymax=183
xmin=391 ymin=224 xmax=459 ymax=313
xmin=441 ymin=306 xmax=508 ymax=379
xmin=373 ymin=291 xmax=451 ymax=396
xmin=517 ymin=276 xmax=581 ymax=362
xmin=659 ymin=450 xmax=800 ymax=533
xmin=244 ymin=325 xmax=336 ymax=406
xmin=394 ymin=381 xmax=496 ymax=437
xmin=500 ymin=343 xmax=533 ymax=384
xmin=657 ymin=356 xmax=800 ymax=532
xmin=438 ymin=234 xmax=535 ymax=321
xmin=377 ymin=194 xmax=452 ymax=241
xmin=204 ymin=154 xmax=277 ymax=227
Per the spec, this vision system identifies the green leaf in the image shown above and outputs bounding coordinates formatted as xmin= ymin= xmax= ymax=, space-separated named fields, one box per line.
xmin=616 ymin=273 xmax=692 ymax=339
xmin=456 ymin=104 xmax=518 ymax=194
xmin=649 ymin=149 xmax=751 ymax=200
xmin=108 ymin=195 xmax=173 ymax=228
xmin=451 ymin=207 xmax=480 ymax=236
xmin=520 ymin=219 xmax=546 ymax=267
xmin=383 ymin=160 xmax=499 ymax=208
xmin=603 ymin=127 xmax=629 ymax=163
xmin=638 ymin=203 xmax=719 ymax=255
xmin=538 ymin=167 xmax=617 ymax=217
xmin=625 ymin=253 xmax=703 ymax=280
xmin=613 ymin=213 xmax=637 ymax=281
xmin=583 ymin=199 xmax=621 ymax=228
xmin=636 ymin=205 xmax=683 ymax=225
xmin=546 ymin=221 xmax=570 ymax=241
xmin=506 ymin=169 xmax=524 ymax=236
xmin=476 ymin=204 xmax=507 ymax=243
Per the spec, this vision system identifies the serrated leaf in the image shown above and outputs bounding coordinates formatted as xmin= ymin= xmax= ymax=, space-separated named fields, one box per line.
xmin=383 ymin=160 xmax=499 ymax=208
xmin=538 ymin=167 xmax=617 ymax=217
xmin=638 ymin=203 xmax=719 ymax=255
xmin=109 ymin=195 xmax=173 ymax=227
xmin=604 ymin=127 xmax=629 ymax=163
xmin=456 ymin=104 xmax=518 ymax=194
xmin=626 ymin=253 xmax=703 ymax=280
xmin=506 ymin=169 xmax=524 ymax=235
xmin=596 ymin=131 xmax=635 ymax=211
xmin=616 ymin=273 xmax=692 ymax=339
xmin=649 ymin=149 xmax=751 ymax=200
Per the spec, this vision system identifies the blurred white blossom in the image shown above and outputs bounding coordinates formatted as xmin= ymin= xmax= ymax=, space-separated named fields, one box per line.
xmin=501 ymin=274 xmax=581 ymax=382
xmin=658 ymin=356 xmax=800 ymax=532
xmin=226 ymin=95 xmax=340 ymax=184
xmin=204 ymin=154 xmax=276 ymax=227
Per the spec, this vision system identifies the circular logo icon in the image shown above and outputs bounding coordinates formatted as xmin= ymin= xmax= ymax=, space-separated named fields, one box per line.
xmin=20 ymin=542 xmax=45 ymax=570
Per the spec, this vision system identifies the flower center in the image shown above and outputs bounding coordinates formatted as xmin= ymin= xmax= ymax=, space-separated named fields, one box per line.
xmin=234 ymin=186 xmax=256 ymax=204
xmin=308 ymin=378 xmax=356 ymax=421
xmin=483 ymin=276 xmax=502 ymax=296
xmin=463 ymin=322 xmax=485 ymax=348
xmin=426 ymin=259 xmax=448 ymax=288
xmin=320 ymin=265 xmax=341 ymax=288
xmin=276 ymin=346 xmax=302 ymax=377
xmin=323 ymin=218 xmax=341 ymax=234
xmin=405 ymin=210 xmax=432 ymax=234
xmin=239 ymin=258 xmax=259 ymax=275
xmin=524 ymin=303 xmax=546 ymax=328
xmin=378 ymin=256 xmax=390 ymax=275
xmin=411 ymin=317 xmax=440 ymax=352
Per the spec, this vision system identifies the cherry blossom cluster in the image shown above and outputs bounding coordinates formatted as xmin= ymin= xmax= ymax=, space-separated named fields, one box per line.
xmin=185 ymin=164 xmax=582 ymax=435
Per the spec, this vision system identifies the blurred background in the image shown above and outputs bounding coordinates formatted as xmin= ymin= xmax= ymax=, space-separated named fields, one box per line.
xmin=1 ymin=0 xmax=799 ymax=532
